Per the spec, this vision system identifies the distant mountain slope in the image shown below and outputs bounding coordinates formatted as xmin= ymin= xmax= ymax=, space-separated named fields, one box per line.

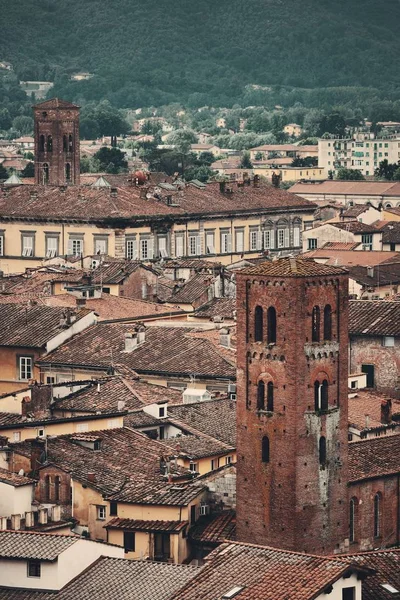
xmin=1 ymin=0 xmax=399 ymax=106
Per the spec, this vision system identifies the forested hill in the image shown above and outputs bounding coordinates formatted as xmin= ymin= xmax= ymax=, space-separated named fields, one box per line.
xmin=1 ymin=0 xmax=400 ymax=107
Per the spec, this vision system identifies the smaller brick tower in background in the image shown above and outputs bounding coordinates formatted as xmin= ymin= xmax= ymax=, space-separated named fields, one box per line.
xmin=236 ymin=257 xmax=350 ymax=555
xmin=34 ymin=98 xmax=80 ymax=185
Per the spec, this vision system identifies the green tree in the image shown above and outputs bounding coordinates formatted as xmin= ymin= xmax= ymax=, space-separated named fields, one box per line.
xmin=291 ymin=157 xmax=318 ymax=167
xmin=393 ymin=167 xmax=400 ymax=181
xmin=184 ymin=165 xmax=214 ymax=182
xmin=239 ymin=151 xmax=253 ymax=169
xmin=93 ymin=147 xmax=128 ymax=172
xmin=167 ymin=129 xmax=198 ymax=154
xmin=140 ymin=120 xmax=162 ymax=135
xmin=0 ymin=108 xmax=12 ymax=131
xmin=0 ymin=165 xmax=8 ymax=179
xmin=197 ymin=151 xmax=215 ymax=166
xmin=318 ymin=113 xmax=346 ymax=137
xmin=336 ymin=168 xmax=365 ymax=181
xmin=255 ymin=152 xmax=263 ymax=161
xmin=12 ymin=116 xmax=33 ymax=135
xmin=375 ymin=160 xmax=400 ymax=180
xmin=21 ymin=162 xmax=35 ymax=178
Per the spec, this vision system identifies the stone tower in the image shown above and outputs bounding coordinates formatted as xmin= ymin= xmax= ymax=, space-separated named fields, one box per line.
xmin=236 ymin=257 xmax=349 ymax=555
xmin=33 ymin=98 xmax=80 ymax=185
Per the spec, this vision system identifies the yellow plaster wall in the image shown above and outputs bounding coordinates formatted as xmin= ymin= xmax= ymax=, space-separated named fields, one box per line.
xmin=0 ymin=347 xmax=42 ymax=394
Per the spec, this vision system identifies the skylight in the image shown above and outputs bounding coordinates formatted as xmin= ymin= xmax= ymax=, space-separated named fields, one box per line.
xmin=381 ymin=583 xmax=399 ymax=594
xmin=222 ymin=587 xmax=245 ymax=599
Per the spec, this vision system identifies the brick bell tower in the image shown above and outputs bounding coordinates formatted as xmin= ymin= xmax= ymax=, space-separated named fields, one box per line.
xmin=236 ymin=257 xmax=349 ymax=555
xmin=34 ymin=98 xmax=80 ymax=185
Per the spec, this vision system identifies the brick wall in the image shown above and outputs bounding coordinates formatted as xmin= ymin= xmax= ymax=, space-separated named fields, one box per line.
xmin=350 ymin=335 xmax=400 ymax=398
xmin=236 ymin=270 xmax=349 ymax=555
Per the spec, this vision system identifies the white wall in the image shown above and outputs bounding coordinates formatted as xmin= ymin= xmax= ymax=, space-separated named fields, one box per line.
xmin=46 ymin=311 xmax=97 ymax=353
xmin=0 ymin=481 xmax=33 ymax=518
xmin=317 ymin=573 xmax=361 ymax=600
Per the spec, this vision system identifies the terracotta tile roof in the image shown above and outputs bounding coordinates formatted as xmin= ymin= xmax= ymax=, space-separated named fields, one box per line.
xmin=348 ymin=435 xmax=400 ymax=482
xmin=193 ymin=298 xmax=236 ymax=320
xmin=290 ymin=180 xmax=400 ymax=196
xmin=0 ymin=588 xmax=54 ymax=599
xmin=0 ymin=413 xmax=25 ymax=426
xmin=240 ymin=257 xmax=348 ymax=277
xmin=160 ymin=433 xmax=234 ymax=460
xmin=341 ymin=204 xmax=371 ymax=218
xmin=171 ymin=541 xmax=365 ymax=600
xmin=90 ymin=259 xmax=142 ymax=284
xmin=380 ymin=221 xmax=400 ymax=243
xmin=54 ymin=378 xmax=183 ymax=414
xmin=346 ymin=549 xmax=400 ymax=600
xmin=349 ymin=300 xmax=400 ymax=336
xmin=0 ymin=530 xmax=77 ymax=561
xmin=322 ymin=242 xmax=360 ymax=250
xmin=0 ymin=182 xmax=315 ymax=223
xmin=169 ymin=273 xmax=213 ymax=304
xmin=385 ymin=206 xmax=400 ymax=217
xmin=105 ymin=518 xmax=188 ymax=533
xmin=190 ymin=510 xmax=236 ymax=544
xmin=38 ymin=324 xmax=236 ymax=380
xmin=162 ymin=258 xmax=222 ymax=270
xmin=33 ymin=98 xmax=79 ymax=109
xmin=348 ymin=263 xmax=400 ymax=287
xmin=348 ymin=390 xmax=400 ymax=433
xmin=167 ymin=398 xmax=236 ymax=446
xmin=41 ymin=293 xmax=179 ymax=321
xmin=0 ymin=467 xmax=35 ymax=487
xmin=0 ymin=303 xmax=92 ymax=348
xmin=331 ymin=221 xmax=380 ymax=234
xmin=56 ymin=556 xmax=199 ymax=600
xmin=12 ymin=428 xmax=204 ymax=505
xmin=303 ymin=249 xmax=398 ymax=267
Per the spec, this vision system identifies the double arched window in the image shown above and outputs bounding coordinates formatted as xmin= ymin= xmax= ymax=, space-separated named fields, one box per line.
xmin=314 ymin=379 xmax=329 ymax=411
xmin=47 ymin=135 xmax=53 ymax=152
xmin=257 ymin=380 xmax=274 ymax=412
xmin=68 ymin=134 xmax=73 ymax=152
xmin=54 ymin=476 xmax=61 ymax=503
xmin=42 ymin=163 xmax=49 ymax=184
xmin=262 ymin=436 xmax=270 ymax=463
xmin=65 ymin=163 xmax=71 ymax=181
xmin=257 ymin=381 xmax=265 ymax=410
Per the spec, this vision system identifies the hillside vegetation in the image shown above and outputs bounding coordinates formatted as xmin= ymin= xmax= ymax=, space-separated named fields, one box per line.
xmin=1 ymin=0 xmax=400 ymax=107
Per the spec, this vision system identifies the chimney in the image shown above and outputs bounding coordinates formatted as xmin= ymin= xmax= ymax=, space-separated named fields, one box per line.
xmin=381 ymin=399 xmax=392 ymax=425
xmin=367 ymin=266 xmax=374 ymax=278
xmin=87 ymin=472 xmax=96 ymax=483
xmin=124 ymin=332 xmax=138 ymax=352
xmin=137 ymin=324 xmax=146 ymax=344
xmin=11 ymin=514 xmax=21 ymax=530
xmin=219 ymin=181 xmax=226 ymax=194
xmin=25 ymin=511 xmax=34 ymax=528
xmin=30 ymin=439 xmax=46 ymax=472
xmin=117 ymin=399 xmax=126 ymax=411
xmin=38 ymin=508 xmax=48 ymax=525
xmin=253 ymin=174 xmax=260 ymax=188
xmin=76 ymin=297 xmax=86 ymax=308
xmin=219 ymin=327 xmax=231 ymax=348
xmin=30 ymin=190 xmax=38 ymax=200
xmin=365 ymin=414 xmax=370 ymax=429
xmin=110 ymin=187 xmax=118 ymax=197
xmin=0 ymin=516 xmax=7 ymax=530
xmin=51 ymin=505 xmax=61 ymax=522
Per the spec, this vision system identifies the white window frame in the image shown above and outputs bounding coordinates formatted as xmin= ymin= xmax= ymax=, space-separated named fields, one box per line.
xmin=250 ymin=229 xmax=260 ymax=251
xmin=94 ymin=237 xmax=107 ymax=256
xmin=68 ymin=237 xmax=83 ymax=257
xmin=188 ymin=234 xmax=200 ymax=256
xmin=0 ymin=234 xmax=4 ymax=256
xmin=22 ymin=235 xmax=34 ymax=257
xmin=46 ymin=236 xmax=58 ymax=258
xmin=157 ymin=236 xmax=168 ymax=258
xmin=277 ymin=228 xmax=285 ymax=248
xmin=189 ymin=462 xmax=198 ymax=472
xmin=293 ymin=226 xmax=300 ymax=247
xmin=140 ymin=236 xmax=153 ymax=260
xmin=97 ymin=505 xmax=106 ymax=520
xmin=308 ymin=238 xmax=317 ymax=250
xmin=235 ymin=229 xmax=244 ymax=253
xmin=19 ymin=356 xmax=32 ymax=380
xmin=13 ymin=431 xmax=21 ymax=442
xmin=175 ymin=234 xmax=184 ymax=257
xmin=205 ymin=231 xmax=215 ymax=254
xmin=220 ymin=230 xmax=232 ymax=254
xmin=126 ymin=236 xmax=137 ymax=260
xmin=383 ymin=336 xmax=395 ymax=347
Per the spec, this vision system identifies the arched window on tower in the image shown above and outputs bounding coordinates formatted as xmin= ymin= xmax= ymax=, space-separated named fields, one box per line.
xmin=374 ymin=493 xmax=381 ymax=538
xmin=68 ymin=134 xmax=73 ymax=153
xmin=267 ymin=381 xmax=274 ymax=411
xmin=312 ymin=306 xmax=320 ymax=342
xmin=319 ymin=436 xmax=327 ymax=466
xmin=44 ymin=475 xmax=51 ymax=502
xmin=324 ymin=305 xmax=332 ymax=341
xmin=267 ymin=306 xmax=277 ymax=344
xmin=39 ymin=135 xmax=45 ymax=152
xmin=42 ymin=163 xmax=49 ymax=184
xmin=349 ymin=497 xmax=358 ymax=543
xmin=314 ymin=380 xmax=321 ymax=411
xmin=254 ymin=306 xmax=263 ymax=342
xmin=321 ymin=380 xmax=329 ymax=411
xmin=54 ymin=476 xmax=61 ymax=503
xmin=261 ymin=436 xmax=270 ymax=463
xmin=63 ymin=135 xmax=67 ymax=152
xmin=257 ymin=381 xmax=265 ymax=410
xmin=65 ymin=163 xmax=71 ymax=182
xmin=47 ymin=135 xmax=53 ymax=152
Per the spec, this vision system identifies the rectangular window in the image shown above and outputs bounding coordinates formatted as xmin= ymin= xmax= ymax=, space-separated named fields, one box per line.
xmin=277 ymin=228 xmax=287 ymax=248
xmin=225 ymin=456 xmax=232 ymax=465
xmin=97 ymin=505 xmax=106 ymax=520
xmin=188 ymin=234 xmax=200 ymax=256
xmin=19 ymin=356 xmax=32 ymax=380
xmin=140 ymin=236 xmax=153 ymax=260
xmin=157 ymin=236 xmax=168 ymax=258
xmin=154 ymin=533 xmax=170 ymax=561
xmin=361 ymin=234 xmax=373 ymax=250
xmin=189 ymin=462 xmax=198 ymax=472
xmin=308 ymin=238 xmax=317 ymax=250
xmin=235 ymin=229 xmax=244 ymax=253
xmin=22 ymin=235 xmax=34 ymax=257
xmin=175 ymin=233 xmax=184 ymax=257
xmin=250 ymin=229 xmax=261 ymax=251
xmin=46 ymin=376 xmax=56 ymax=384
xmin=342 ymin=588 xmax=355 ymax=600
xmin=263 ymin=229 xmax=274 ymax=250
xmin=205 ymin=231 xmax=215 ymax=254
xmin=27 ymin=560 xmax=41 ymax=578
xmin=68 ymin=237 xmax=83 ymax=256
xmin=293 ymin=227 xmax=300 ymax=247
xmin=13 ymin=431 xmax=21 ymax=442
xmin=383 ymin=336 xmax=395 ymax=347
xmin=123 ymin=531 xmax=135 ymax=553
xmin=126 ymin=236 xmax=137 ymax=260
xmin=45 ymin=236 xmax=58 ymax=258
xmin=220 ymin=230 xmax=232 ymax=254
xmin=211 ymin=458 xmax=217 ymax=471
xmin=109 ymin=501 xmax=118 ymax=516
xmin=94 ymin=237 xmax=108 ymax=255
xmin=0 ymin=234 xmax=3 ymax=256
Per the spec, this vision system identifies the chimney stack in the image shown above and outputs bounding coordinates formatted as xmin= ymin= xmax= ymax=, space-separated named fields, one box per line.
xmin=381 ymin=398 xmax=392 ymax=425
xmin=219 ymin=181 xmax=226 ymax=194
xmin=87 ymin=472 xmax=96 ymax=483
xmin=11 ymin=514 xmax=21 ymax=530
xmin=25 ymin=511 xmax=34 ymax=528
xmin=124 ymin=332 xmax=138 ymax=352
xmin=38 ymin=508 xmax=48 ymax=524
xmin=52 ymin=505 xmax=61 ymax=522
